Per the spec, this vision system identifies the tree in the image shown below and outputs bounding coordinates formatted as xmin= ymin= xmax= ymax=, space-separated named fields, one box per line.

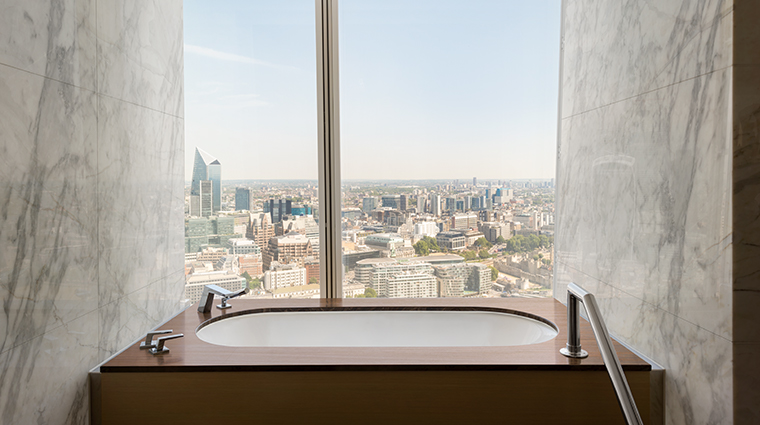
xmin=474 ymin=237 xmax=492 ymax=249
xmin=527 ymin=234 xmax=540 ymax=250
xmin=421 ymin=236 xmax=440 ymax=251
xmin=478 ymin=249 xmax=491 ymax=259
xmin=413 ymin=240 xmax=430 ymax=256
xmin=459 ymin=250 xmax=477 ymax=261
xmin=309 ymin=277 xmax=318 ymax=284
xmin=364 ymin=288 xmax=377 ymax=298
xmin=241 ymin=271 xmax=253 ymax=284
xmin=488 ymin=266 xmax=499 ymax=281
xmin=495 ymin=235 xmax=506 ymax=244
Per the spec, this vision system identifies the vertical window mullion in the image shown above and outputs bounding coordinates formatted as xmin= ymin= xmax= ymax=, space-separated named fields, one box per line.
xmin=315 ymin=0 xmax=343 ymax=298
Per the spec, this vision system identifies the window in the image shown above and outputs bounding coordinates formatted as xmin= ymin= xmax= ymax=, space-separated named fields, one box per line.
xmin=184 ymin=0 xmax=560 ymax=301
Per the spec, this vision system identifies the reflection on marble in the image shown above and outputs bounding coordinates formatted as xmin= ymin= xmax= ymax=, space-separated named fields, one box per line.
xmin=557 ymin=69 xmax=732 ymax=339
xmin=0 ymin=0 xmax=185 ymax=423
xmin=561 ymin=0 xmax=731 ymax=118
xmin=97 ymin=95 xmax=184 ymax=308
xmin=0 ymin=64 xmax=98 ymax=353
xmin=99 ymin=272 xmax=186 ymax=358
xmin=0 ymin=309 xmax=99 ymax=424
xmin=0 ymin=0 xmax=96 ymax=90
xmin=97 ymin=0 xmax=184 ymax=117
xmin=556 ymin=2 xmax=739 ymax=422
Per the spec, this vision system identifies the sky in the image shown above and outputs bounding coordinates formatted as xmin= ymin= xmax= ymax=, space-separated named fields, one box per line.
xmin=184 ymin=0 xmax=561 ymax=181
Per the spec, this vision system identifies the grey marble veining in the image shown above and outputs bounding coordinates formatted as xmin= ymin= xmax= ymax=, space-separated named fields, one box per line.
xmin=0 ymin=0 xmax=185 ymax=424
xmin=556 ymin=1 xmax=742 ymax=423
xmin=557 ymin=69 xmax=733 ymax=340
xmin=561 ymin=0 xmax=731 ymax=118
xmin=0 ymin=0 xmax=96 ymax=91
xmin=97 ymin=95 xmax=184 ymax=308
xmin=0 ymin=309 xmax=98 ymax=425
xmin=0 ymin=63 xmax=98 ymax=354
xmin=99 ymin=272 xmax=186 ymax=358
xmin=97 ymin=0 xmax=184 ymax=117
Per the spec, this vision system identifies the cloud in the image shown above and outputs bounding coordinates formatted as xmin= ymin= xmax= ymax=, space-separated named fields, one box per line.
xmin=184 ymin=44 xmax=296 ymax=70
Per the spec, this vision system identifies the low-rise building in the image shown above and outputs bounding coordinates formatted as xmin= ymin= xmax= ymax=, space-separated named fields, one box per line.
xmin=436 ymin=232 xmax=466 ymax=251
xmin=185 ymin=271 xmax=246 ymax=303
xmin=263 ymin=263 xmax=307 ymax=291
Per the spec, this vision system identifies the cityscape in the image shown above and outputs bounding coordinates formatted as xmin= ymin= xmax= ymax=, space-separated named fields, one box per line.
xmin=184 ymin=147 xmax=556 ymax=303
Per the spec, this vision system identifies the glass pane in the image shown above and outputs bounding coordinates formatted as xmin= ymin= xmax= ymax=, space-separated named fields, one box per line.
xmin=184 ymin=0 xmax=322 ymax=302
xmin=340 ymin=0 xmax=560 ymax=299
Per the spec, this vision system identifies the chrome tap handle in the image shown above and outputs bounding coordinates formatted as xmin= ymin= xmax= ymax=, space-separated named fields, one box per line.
xmin=149 ymin=334 xmax=184 ymax=355
xmin=140 ymin=329 xmax=173 ymax=349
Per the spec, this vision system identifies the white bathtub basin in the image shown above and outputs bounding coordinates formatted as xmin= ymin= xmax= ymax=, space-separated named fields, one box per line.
xmin=196 ymin=310 xmax=558 ymax=347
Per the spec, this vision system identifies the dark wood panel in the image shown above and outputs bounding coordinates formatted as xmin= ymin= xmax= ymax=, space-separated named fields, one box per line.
xmin=102 ymin=370 xmax=650 ymax=425
xmin=102 ymin=298 xmax=650 ymax=372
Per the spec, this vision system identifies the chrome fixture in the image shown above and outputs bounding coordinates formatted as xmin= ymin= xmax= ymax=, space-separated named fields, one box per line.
xmin=561 ymin=283 xmax=643 ymax=425
xmin=197 ymin=284 xmax=249 ymax=313
xmin=139 ymin=329 xmax=172 ymax=349
xmin=149 ymin=333 xmax=184 ymax=355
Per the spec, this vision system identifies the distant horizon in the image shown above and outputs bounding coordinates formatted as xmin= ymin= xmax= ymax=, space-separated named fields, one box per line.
xmin=185 ymin=177 xmax=556 ymax=185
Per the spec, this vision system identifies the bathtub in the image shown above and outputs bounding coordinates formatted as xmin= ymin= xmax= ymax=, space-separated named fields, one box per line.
xmin=94 ymin=298 xmax=652 ymax=425
xmin=196 ymin=308 xmax=558 ymax=347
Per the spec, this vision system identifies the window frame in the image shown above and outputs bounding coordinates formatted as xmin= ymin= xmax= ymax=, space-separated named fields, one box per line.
xmin=315 ymin=0 xmax=343 ymax=298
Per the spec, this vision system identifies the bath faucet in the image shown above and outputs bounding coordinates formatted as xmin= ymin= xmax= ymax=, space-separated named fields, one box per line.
xmin=149 ymin=333 xmax=184 ymax=355
xmin=198 ymin=284 xmax=249 ymax=313
xmin=140 ymin=329 xmax=173 ymax=349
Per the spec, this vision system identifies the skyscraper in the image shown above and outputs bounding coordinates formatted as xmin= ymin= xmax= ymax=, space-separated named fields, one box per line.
xmin=191 ymin=147 xmax=222 ymax=214
xmin=431 ymin=194 xmax=441 ymax=217
xmin=235 ymin=187 xmax=251 ymax=211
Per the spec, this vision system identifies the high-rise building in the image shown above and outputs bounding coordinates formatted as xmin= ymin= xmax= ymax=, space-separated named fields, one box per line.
xmin=416 ymin=195 xmax=426 ymax=213
xmin=399 ymin=194 xmax=407 ymax=211
xmin=185 ymin=217 xmax=210 ymax=253
xmin=191 ymin=147 xmax=221 ymax=213
xmin=445 ymin=197 xmax=456 ymax=212
xmin=248 ymin=212 xmax=275 ymax=249
xmin=431 ymin=194 xmax=441 ymax=216
xmin=473 ymin=177 xmax=477 ymax=187
xmin=381 ymin=195 xmax=401 ymax=210
xmin=362 ymin=197 xmax=378 ymax=213
xmin=235 ymin=187 xmax=251 ymax=211
xmin=199 ymin=180 xmax=213 ymax=217
xmin=266 ymin=198 xmax=292 ymax=223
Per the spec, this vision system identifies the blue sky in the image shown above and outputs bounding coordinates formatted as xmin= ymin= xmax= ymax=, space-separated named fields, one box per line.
xmin=184 ymin=0 xmax=561 ymax=181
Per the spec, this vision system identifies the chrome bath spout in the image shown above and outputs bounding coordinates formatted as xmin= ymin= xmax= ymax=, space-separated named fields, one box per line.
xmin=198 ymin=284 xmax=249 ymax=313
xmin=560 ymin=283 xmax=643 ymax=425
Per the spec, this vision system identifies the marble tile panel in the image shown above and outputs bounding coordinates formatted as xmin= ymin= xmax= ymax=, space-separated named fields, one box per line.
xmin=98 ymin=274 xmax=187 ymax=359
xmin=0 ymin=64 xmax=98 ymax=354
xmin=96 ymin=0 xmax=184 ymax=117
xmin=561 ymin=0 xmax=732 ymax=117
xmin=0 ymin=0 xmax=96 ymax=91
xmin=558 ymin=277 xmax=732 ymax=425
xmin=0 ymin=309 xmax=98 ymax=425
xmin=556 ymin=69 xmax=733 ymax=339
xmin=96 ymin=95 xmax=184 ymax=308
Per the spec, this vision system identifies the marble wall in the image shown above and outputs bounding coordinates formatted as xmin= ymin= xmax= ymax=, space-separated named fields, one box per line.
xmin=0 ymin=1 xmax=185 ymax=424
xmin=556 ymin=0 xmax=759 ymax=423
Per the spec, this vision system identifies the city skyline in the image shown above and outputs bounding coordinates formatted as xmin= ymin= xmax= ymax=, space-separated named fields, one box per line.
xmin=184 ymin=0 xmax=561 ymax=181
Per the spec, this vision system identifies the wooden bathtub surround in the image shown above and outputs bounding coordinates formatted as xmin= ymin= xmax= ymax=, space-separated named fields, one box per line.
xmin=98 ymin=298 xmax=651 ymax=424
